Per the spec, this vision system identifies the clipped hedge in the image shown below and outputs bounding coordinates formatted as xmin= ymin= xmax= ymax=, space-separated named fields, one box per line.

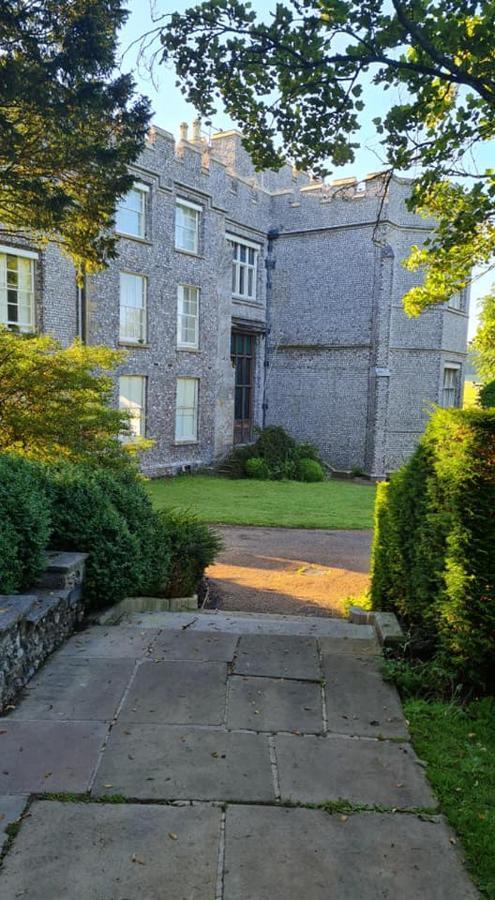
xmin=371 ymin=408 xmax=495 ymax=691
xmin=0 ymin=455 xmax=51 ymax=593
xmin=479 ymin=379 xmax=495 ymax=408
xmin=45 ymin=464 xmax=143 ymax=609
xmin=157 ymin=509 xmax=222 ymax=598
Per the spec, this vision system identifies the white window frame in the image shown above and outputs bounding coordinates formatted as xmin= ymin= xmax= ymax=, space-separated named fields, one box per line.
xmin=119 ymin=272 xmax=147 ymax=344
xmin=177 ymin=284 xmax=200 ymax=350
xmin=448 ymin=292 xmax=464 ymax=311
xmin=175 ymin=377 xmax=199 ymax=442
xmin=227 ymin=234 xmax=259 ymax=301
xmin=119 ymin=375 xmax=146 ymax=440
xmin=115 ymin=183 xmax=149 ymax=239
xmin=0 ymin=248 xmax=37 ymax=333
xmin=441 ymin=365 xmax=461 ymax=408
xmin=175 ymin=200 xmax=201 ymax=254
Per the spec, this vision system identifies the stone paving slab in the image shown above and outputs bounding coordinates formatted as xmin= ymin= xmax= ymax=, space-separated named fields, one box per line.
xmin=223 ymin=806 xmax=478 ymax=900
xmin=119 ymin=609 xmax=375 ymax=638
xmin=57 ymin=625 xmax=159 ymax=658
xmin=150 ymin=629 xmax=238 ymax=661
xmin=275 ymin=733 xmax=436 ymax=808
xmin=227 ymin=675 xmax=323 ymax=734
xmin=93 ymin=723 xmax=275 ymax=802
xmin=0 ymin=795 xmax=28 ymax=853
xmin=119 ymin=660 xmax=227 ymax=725
xmin=0 ymin=721 xmax=107 ymax=794
xmin=234 ymin=634 xmax=321 ymax=680
xmin=0 ymin=800 xmax=221 ymax=899
xmin=10 ymin=657 xmax=134 ymax=722
xmin=322 ymin=653 xmax=408 ymax=738
xmin=318 ymin=635 xmax=379 ymax=656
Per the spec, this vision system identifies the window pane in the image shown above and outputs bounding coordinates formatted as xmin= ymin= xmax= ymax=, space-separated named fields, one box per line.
xmin=119 ymin=376 xmax=145 ymax=438
xmin=176 ymin=378 xmax=199 ymax=441
xmin=0 ymin=253 xmax=34 ymax=331
xmin=116 ymin=187 xmax=145 ymax=237
xmin=119 ymin=273 xmax=146 ymax=342
xmin=176 ymin=204 xmax=199 ymax=253
xmin=178 ymin=285 xmax=199 ymax=347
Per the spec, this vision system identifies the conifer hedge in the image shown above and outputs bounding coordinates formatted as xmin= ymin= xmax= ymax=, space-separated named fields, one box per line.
xmin=371 ymin=408 xmax=495 ymax=691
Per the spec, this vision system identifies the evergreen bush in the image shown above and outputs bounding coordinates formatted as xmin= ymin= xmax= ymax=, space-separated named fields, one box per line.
xmin=157 ymin=509 xmax=222 ymax=597
xmin=479 ymin=379 xmax=495 ymax=408
xmin=44 ymin=464 xmax=141 ymax=609
xmin=222 ymin=426 xmax=324 ymax=481
xmin=245 ymin=457 xmax=271 ymax=479
xmin=0 ymin=455 xmax=51 ymax=593
xmin=371 ymin=408 xmax=495 ymax=691
xmin=296 ymin=457 xmax=325 ymax=482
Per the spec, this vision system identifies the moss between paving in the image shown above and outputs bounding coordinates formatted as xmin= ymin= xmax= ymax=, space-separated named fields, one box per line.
xmin=146 ymin=475 xmax=376 ymax=530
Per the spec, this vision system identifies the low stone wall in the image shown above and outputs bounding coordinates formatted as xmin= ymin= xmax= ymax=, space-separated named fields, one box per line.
xmin=0 ymin=552 xmax=87 ymax=713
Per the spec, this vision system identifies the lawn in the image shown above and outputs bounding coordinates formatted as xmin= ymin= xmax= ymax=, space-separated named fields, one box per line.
xmin=146 ymin=474 xmax=376 ymax=529
xmin=406 ymin=698 xmax=495 ymax=898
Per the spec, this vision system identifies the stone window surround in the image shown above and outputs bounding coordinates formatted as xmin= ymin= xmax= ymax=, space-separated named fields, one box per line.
xmin=119 ymin=271 xmax=148 ymax=345
xmin=119 ymin=374 xmax=147 ymax=439
xmin=175 ymin=376 xmax=200 ymax=444
xmin=175 ymin=198 xmax=202 ymax=256
xmin=177 ymin=283 xmax=200 ymax=351
xmin=441 ymin=363 xmax=462 ymax=408
xmin=0 ymin=244 xmax=38 ymax=333
xmin=227 ymin=232 xmax=260 ymax=302
xmin=115 ymin=181 xmax=150 ymax=241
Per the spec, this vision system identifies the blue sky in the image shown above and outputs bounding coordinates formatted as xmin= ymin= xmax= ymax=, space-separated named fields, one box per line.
xmin=119 ymin=0 xmax=493 ymax=339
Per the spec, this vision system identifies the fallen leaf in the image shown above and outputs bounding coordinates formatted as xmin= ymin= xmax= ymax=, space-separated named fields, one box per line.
xmin=168 ymin=832 xmax=178 ymax=841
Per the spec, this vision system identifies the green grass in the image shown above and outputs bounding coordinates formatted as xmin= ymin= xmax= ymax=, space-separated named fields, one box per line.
xmin=405 ymin=698 xmax=495 ymax=898
xmin=146 ymin=474 xmax=375 ymax=529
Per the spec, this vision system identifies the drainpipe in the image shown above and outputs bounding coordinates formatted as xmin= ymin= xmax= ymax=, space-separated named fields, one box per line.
xmin=262 ymin=228 xmax=279 ymax=428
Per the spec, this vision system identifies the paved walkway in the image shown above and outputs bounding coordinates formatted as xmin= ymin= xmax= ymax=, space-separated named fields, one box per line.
xmin=207 ymin=526 xmax=372 ymax=616
xmin=0 ymin=611 xmax=476 ymax=898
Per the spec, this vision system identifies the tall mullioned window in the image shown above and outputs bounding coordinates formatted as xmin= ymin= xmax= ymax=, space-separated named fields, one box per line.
xmin=119 ymin=272 xmax=147 ymax=344
xmin=119 ymin=375 xmax=146 ymax=439
xmin=176 ymin=377 xmax=199 ymax=442
xmin=442 ymin=366 xmax=460 ymax=408
xmin=0 ymin=251 xmax=35 ymax=332
xmin=175 ymin=201 xmax=200 ymax=254
xmin=177 ymin=285 xmax=199 ymax=349
xmin=229 ymin=236 xmax=258 ymax=300
xmin=115 ymin=184 xmax=148 ymax=238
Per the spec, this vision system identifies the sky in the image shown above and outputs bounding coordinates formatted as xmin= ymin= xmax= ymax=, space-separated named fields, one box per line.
xmin=118 ymin=0 xmax=493 ymax=340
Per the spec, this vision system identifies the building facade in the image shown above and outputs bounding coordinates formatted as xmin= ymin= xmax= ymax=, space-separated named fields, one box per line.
xmin=0 ymin=124 xmax=469 ymax=477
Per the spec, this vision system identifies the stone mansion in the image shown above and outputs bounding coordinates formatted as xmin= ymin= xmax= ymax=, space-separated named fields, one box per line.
xmin=1 ymin=123 xmax=468 ymax=477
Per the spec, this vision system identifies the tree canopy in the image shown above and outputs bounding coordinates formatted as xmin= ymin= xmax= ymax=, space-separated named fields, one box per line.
xmin=0 ymin=327 xmax=150 ymax=466
xmin=0 ymin=0 xmax=150 ymax=274
xmin=160 ymin=0 xmax=495 ymax=314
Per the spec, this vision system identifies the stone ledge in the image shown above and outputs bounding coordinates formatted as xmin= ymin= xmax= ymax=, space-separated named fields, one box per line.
xmin=374 ymin=612 xmax=404 ymax=647
xmin=0 ymin=554 xmax=87 ymax=713
xmin=347 ymin=607 xmax=404 ymax=648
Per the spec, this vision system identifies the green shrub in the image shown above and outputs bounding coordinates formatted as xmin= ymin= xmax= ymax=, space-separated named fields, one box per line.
xmin=157 ymin=509 xmax=222 ymax=597
xmin=90 ymin=468 xmax=171 ymax=596
xmin=371 ymin=408 xmax=495 ymax=692
xmin=245 ymin=457 xmax=271 ymax=479
xmin=44 ymin=464 xmax=141 ymax=609
xmin=222 ymin=426 xmax=323 ymax=481
xmin=479 ymin=379 xmax=495 ymax=408
xmin=0 ymin=455 xmax=51 ymax=593
xmin=296 ymin=457 xmax=325 ymax=482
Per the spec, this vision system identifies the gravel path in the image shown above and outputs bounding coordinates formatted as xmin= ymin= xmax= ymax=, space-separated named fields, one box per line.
xmin=206 ymin=525 xmax=372 ymax=616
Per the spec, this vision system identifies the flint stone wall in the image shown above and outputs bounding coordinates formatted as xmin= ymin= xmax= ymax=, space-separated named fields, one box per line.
xmin=0 ymin=552 xmax=87 ymax=713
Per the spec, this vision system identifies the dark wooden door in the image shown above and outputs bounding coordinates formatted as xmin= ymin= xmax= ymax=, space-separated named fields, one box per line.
xmin=231 ymin=331 xmax=255 ymax=444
